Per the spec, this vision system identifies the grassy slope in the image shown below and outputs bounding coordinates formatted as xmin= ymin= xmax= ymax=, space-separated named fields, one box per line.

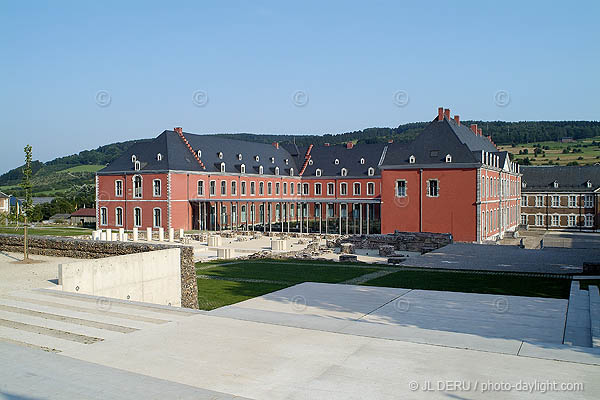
xmin=0 ymin=226 xmax=93 ymax=236
xmin=499 ymin=136 xmax=600 ymax=166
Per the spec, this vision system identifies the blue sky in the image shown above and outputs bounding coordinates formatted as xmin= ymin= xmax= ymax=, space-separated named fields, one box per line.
xmin=1 ymin=1 xmax=598 ymax=174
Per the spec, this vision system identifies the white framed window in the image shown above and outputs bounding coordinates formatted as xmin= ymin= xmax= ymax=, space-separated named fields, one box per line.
xmin=327 ymin=182 xmax=335 ymax=196
xmin=131 ymin=155 xmax=137 ymax=163
xmin=231 ymin=181 xmax=237 ymax=196
xmin=334 ymin=159 xmax=339 ymax=165
xmin=521 ymin=214 xmax=527 ymax=226
xmin=584 ymin=195 xmax=593 ymax=208
xmin=409 ymin=155 xmax=415 ymax=164
xmin=237 ymin=153 xmax=243 ymax=161
xmin=302 ymin=183 xmax=309 ymax=195
xmin=535 ymin=195 xmax=543 ymax=207
xmin=240 ymin=164 xmax=246 ymax=174
xmin=100 ymin=207 xmax=108 ymax=226
xmin=535 ymin=214 xmax=543 ymax=226
xmin=587 ymin=181 xmax=592 ymax=188
xmin=308 ymin=159 xmax=314 ymax=166
xmin=115 ymin=180 xmax=123 ymax=197
xmin=275 ymin=167 xmax=280 ymax=175
xmin=134 ymin=207 xmax=142 ymax=227
xmin=353 ymin=182 xmax=361 ymax=196
xmin=259 ymin=181 xmax=264 ymax=195
xmin=368 ymin=167 xmax=375 ymax=176
xmin=270 ymin=157 xmax=275 ymax=164
xmin=134 ymin=160 xmax=141 ymax=171
xmin=367 ymin=182 xmax=375 ymax=196
xmin=220 ymin=162 xmax=226 ymax=173
xmin=568 ymin=215 xmax=576 ymax=227
xmin=327 ymin=203 xmax=334 ymax=218
xmin=255 ymin=155 xmax=260 ymax=162
xmin=153 ymin=208 xmax=162 ymax=228
xmin=157 ymin=153 xmax=162 ymax=161
xmin=241 ymin=181 xmax=247 ymax=196
xmin=445 ymin=154 xmax=452 ymax=163
xmin=360 ymin=158 xmax=365 ymax=165
xmin=551 ymin=195 xmax=559 ymax=208
xmin=426 ymin=179 xmax=439 ymax=197
xmin=569 ymin=195 xmax=576 ymax=208
xmin=197 ymin=150 xmax=202 ymax=158
xmin=341 ymin=168 xmax=347 ymax=177
xmin=297 ymin=183 xmax=301 ymax=195
xmin=290 ymin=168 xmax=294 ymax=176
xmin=340 ymin=182 xmax=348 ymax=196
xmin=268 ymin=182 xmax=273 ymax=195
xmin=259 ymin=165 xmax=264 ymax=174
xmin=396 ymin=180 xmax=407 ymax=197
xmin=551 ymin=214 xmax=559 ymax=226
xmin=290 ymin=182 xmax=294 ymax=195
xmin=553 ymin=181 xmax=559 ymax=188
xmin=316 ymin=169 xmax=322 ymax=177
xmin=283 ymin=182 xmax=287 ymax=195
xmin=115 ymin=207 xmax=123 ymax=227
xmin=250 ymin=181 xmax=256 ymax=195
xmin=521 ymin=195 xmax=527 ymax=207
xmin=276 ymin=182 xmax=280 ymax=195
xmin=153 ymin=179 xmax=161 ymax=197
xmin=197 ymin=180 xmax=204 ymax=196
xmin=585 ymin=215 xmax=593 ymax=227
xmin=220 ymin=180 xmax=226 ymax=195
xmin=218 ymin=152 xmax=223 ymax=159
xmin=133 ymin=175 xmax=142 ymax=198
xmin=209 ymin=180 xmax=216 ymax=196
xmin=315 ymin=183 xmax=322 ymax=196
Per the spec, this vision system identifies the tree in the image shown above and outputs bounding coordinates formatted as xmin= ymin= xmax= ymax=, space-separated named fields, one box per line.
xmin=21 ymin=145 xmax=33 ymax=261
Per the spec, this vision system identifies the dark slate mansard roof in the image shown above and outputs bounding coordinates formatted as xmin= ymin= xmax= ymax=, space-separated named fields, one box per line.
xmin=380 ymin=115 xmax=502 ymax=168
xmin=521 ymin=166 xmax=600 ymax=192
xmin=100 ymin=130 xmax=300 ymax=175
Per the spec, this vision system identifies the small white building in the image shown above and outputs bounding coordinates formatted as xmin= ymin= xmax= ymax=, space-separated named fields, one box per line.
xmin=0 ymin=191 xmax=9 ymax=214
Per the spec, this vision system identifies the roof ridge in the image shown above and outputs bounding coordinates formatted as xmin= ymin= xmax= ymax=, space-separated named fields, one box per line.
xmin=175 ymin=129 xmax=206 ymax=170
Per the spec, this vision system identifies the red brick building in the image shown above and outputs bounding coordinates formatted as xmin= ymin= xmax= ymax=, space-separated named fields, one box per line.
xmin=96 ymin=107 xmax=521 ymax=242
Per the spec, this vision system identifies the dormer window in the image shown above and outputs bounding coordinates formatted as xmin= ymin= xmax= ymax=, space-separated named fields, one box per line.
xmin=259 ymin=165 xmax=264 ymax=174
xmin=368 ymin=167 xmax=375 ymax=176
xmin=240 ymin=164 xmax=246 ymax=174
xmin=522 ymin=182 xmax=527 ymax=188
xmin=553 ymin=181 xmax=559 ymax=188
xmin=238 ymin=153 xmax=243 ymax=160
xmin=309 ymin=159 xmax=314 ymax=165
xmin=131 ymin=155 xmax=137 ymax=163
xmin=316 ymin=169 xmax=322 ymax=177
xmin=445 ymin=154 xmax=452 ymax=163
xmin=334 ymin=159 xmax=340 ymax=165
xmin=285 ymin=159 xmax=289 ymax=165
xmin=341 ymin=168 xmax=348 ymax=177
xmin=270 ymin=157 xmax=275 ymax=164
xmin=587 ymin=180 xmax=592 ymax=188
xmin=255 ymin=155 xmax=260 ymax=162
xmin=218 ymin=152 xmax=223 ymax=159
xmin=409 ymin=155 xmax=416 ymax=164
xmin=290 ymin=168 xmax=294 ymax=176
xmin=157 ymin=153 xmax=162 ymax=161
xmin=197 ymin=150 xmax=202 ymax=158
xmin=274 ymin=167 xmax=280 ymax=175
xmin=220 ymin=162 xmax=225 ymax=173
xmin=134 ymin=161 xmax=141 ymax=171
xmin=360 ymin=158 xmax=365 ymax=165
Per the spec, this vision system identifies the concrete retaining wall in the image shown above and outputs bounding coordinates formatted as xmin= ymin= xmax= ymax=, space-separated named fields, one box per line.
xmin=0 ymin=234 xmax=198 ymax=309
xmin=59 ymin=248 xmax=182 ymax=307
xmin=342 ymin=231 xmax=452 ymax=254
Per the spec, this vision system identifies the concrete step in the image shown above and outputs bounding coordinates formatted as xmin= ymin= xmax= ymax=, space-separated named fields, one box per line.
xmin=589 ymin=285 xmax=600 ymax=348
xmin=563 ymin=281 xmax=592 ymax=347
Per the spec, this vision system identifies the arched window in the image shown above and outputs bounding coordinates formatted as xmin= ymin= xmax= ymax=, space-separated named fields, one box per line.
xmin=409 ymin=155 xmax=416 ymax=164
xmin=445 ymin=154 xmax=452 ymax=163
xmin=274 ymin=167 xmax=280 ymax=175
xmin=341 ymin=168 xmax=347 ymax=177
xmin=197 ymin=180 xmax=204 ymax=196
xmin=134 ymin=161 xmax=141 ymax=171
xmin=290 ymin=168 xmax=294 ymax=176
xmin=153 ymin=208 xmax=161 ymax=228
xmin=220 ymin=162 xmax=226 ymax=173
xmin=259 ymin=165 xmax=264 ymax=174
xmin=237 ymin=153 xmax=243 ymax=160
xmin=316 ymin=169 xmax=322 ymax=177
xmin=240 ymin=164 xmax=246 ymax=174
xmin=133 ymin=175 xmax=142 ymax=198
xmin=131 ymin=155 xmax=137 ymax=163
xmin=134 ymin=207 xmax=142 ymax=227
xmin=115 ymin=207 xmax=123 ymax=226
xmin=340 ymin=182 xmax=348 ymax=195
xmin=360 ymin=158 xmax=365 ymax=165
xmin=368 ymin=167 xmax=375 ymax=176
xmin=157 ymin=153 xmax=162 ymax=161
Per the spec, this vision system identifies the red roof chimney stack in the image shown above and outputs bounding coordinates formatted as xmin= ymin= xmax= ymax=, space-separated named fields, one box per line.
xmin=454 ymin=115 xmax=460 ymax=126
xmin=174 ymin=127 xmax=183 ymax=134
xmin=444 ymin=108 xmax=450 ymax=120
xmin=346 ymin=142 xmax=354 ymax=149
xmin=470 ymin=124 xmax=478 ymax=135
xmin=272 ymin=142 xmax=279 ymax=149
xmin=438 ymin=107 xmax=444 ymax=121
xmin=388 ymin=139 xmax=394 ymax=143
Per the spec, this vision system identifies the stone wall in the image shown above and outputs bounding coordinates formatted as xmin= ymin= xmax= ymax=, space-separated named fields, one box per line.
xmin=341 ymin=231 xmax=452 ymax=254
xmin=0 ymin=234 xmax=198 ymax=309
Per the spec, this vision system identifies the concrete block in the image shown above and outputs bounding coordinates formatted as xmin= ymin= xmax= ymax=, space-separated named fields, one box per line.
xmin=208 ymin=235 xmax=222 ymax=247
xmin=100 ymin=231 xmax=107 ymax=241
xmin=179 ymin=229 xmax=184 ymax=240
xmin=132 ymin=228 xmax=138 ymax=242
xmin=111 ymin=232 xmax=119 ymax=241
xmin=217 ymin=248 xmax=233 ymax=259
xmin=91 ymin=230 xmax=101 ymax=241
xmin=146 ymin=227 xmax=152 ymax=241
xmin=271 ymin=239 xmax=287 ymax=251
xmin=158 ymin=227 xmax=164 ymax=242
xmin=122 ymin=233 xmax=128 ymax=242
xmin=119 ymin=228 xmax=125 ymax=241
xmin=340 ymin=243 xmax=355 ymax=254
xmin=169 ymin=228 xmax=175 ymax=243
xmin=106 ymin=229 xmax=112 ymax=242
xmin=339 ymin=254 xmax=358 ymax=262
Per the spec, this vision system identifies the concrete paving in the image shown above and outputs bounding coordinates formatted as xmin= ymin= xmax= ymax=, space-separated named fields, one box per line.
xmin=401 ymin=243 xmax=598 ymax=273
xmin=0 ymin=251 xmax=71 ymax=295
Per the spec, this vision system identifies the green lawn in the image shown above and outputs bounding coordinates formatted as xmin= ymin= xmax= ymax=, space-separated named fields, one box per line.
xmin=362 ymin=270 xmax=571 ymax=299
xmin=0 ymin=226 xmax=93 ymax=237
xmin=197 ymin=279 xmax=290 ymax=310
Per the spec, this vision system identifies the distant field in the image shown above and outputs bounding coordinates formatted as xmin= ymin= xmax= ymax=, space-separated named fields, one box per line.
xmin=58 ymin=165 xmax=105 ymax=173
xmin=499 ymin=136 xmax=600 ymax=166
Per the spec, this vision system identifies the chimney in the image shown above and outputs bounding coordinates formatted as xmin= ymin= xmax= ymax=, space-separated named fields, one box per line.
xmin=272 ymin=142 xmax=279 ymax=149
xmin=388 ymin=139 xmax=394 ymax=143
xmin=444 ymin=108 xmax=450 ymax=120
xmin=174 ymin=127 xmax=183 ymax=134
xmin=438 ymin=107 xmax=444 ymax=121
xmin=346 ymin=142 xmax=354 ymax=149
xmin=470 ymin=124 xmax=478 ymax=135
xmin=454 ymin=115 xmax=460 ymax=126
xmin=478 ymin=128 xmax=482 ymax=136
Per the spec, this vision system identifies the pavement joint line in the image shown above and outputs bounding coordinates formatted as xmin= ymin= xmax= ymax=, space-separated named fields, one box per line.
xmin=5 ymin=295 xmax=169 ymax=325
xmin=517 ymin=340 xmax=524 ymax=356
xmin=355 ymin=289 xmax=414 ymax=321
xmin=0 ymin=318 xmax=103 ymax=344
xmin=0 ymin=304 xmax=138 ymax=334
